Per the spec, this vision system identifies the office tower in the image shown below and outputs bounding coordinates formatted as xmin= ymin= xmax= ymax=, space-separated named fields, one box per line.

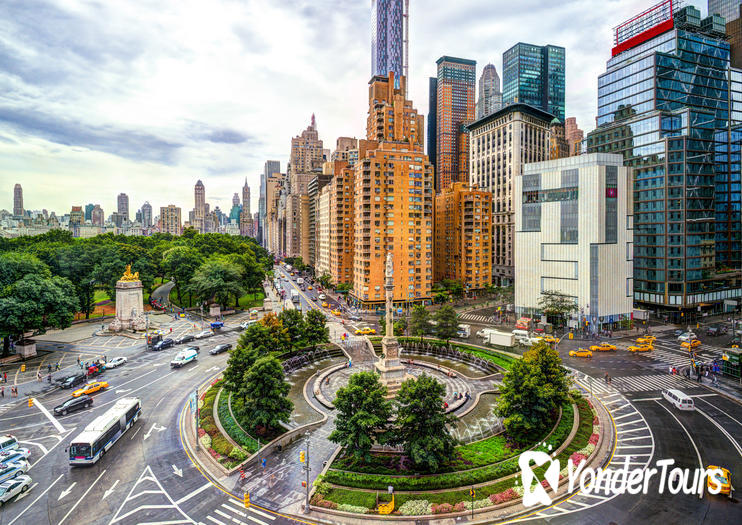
xmin=69 ymin=206 xmax=84 ymax=226
xmin=515 ymin=154 xmax=634 ymax=332
xmin=289 ymin=115 xmax=324 ymax=191
xmin=715 ymin=127 xmax=742 ymax=271
xmin=135 ymin=209 xmax=142 ymax=224
xmin=307 ymin=174 xmax=332 ymax=266
xmin=265 ymin=173 xmax=284 ymax=254
xmin=371 ymin=0 xmax=404 ymax=81
xmin=84 ymin=203 xmax=94 ymax=221
xmin=502 ymin=43 xmax=565 ymax=122
xmin=316 ymin=184 xmax=332 ymax=277
xmin=140 ymin=201 xmax=152 ymax=228
xmin=91 ymin=205 xmax=104 ymax=226
xmin=193 ymin=180 xmax=206 ymax=233
xmin=232 ymin=193 xmax=240 ymax=208
xmin=435 ymin=56 xmax=476 ymax=191
xmin=427 ymin=77 xmax=438 ymax=168
xmin=587 ymin=3 xmax=742 ymax=320
xmin=260 ymin=161 xmax=280 ymax=246
xmin=117 ymin=193 xmax=129 ymax=221
xmin=242 ymin=179 xmax=251 ymax=214
xmin=13 ymin=184 xmax=23 ymax=216
xmin=709 ymin=0 xmax=741 ymax=22
xmin=159 ymin=205 xmax=182 ymax=235
xmin=110 ymin=212 xmax=126 ymax=228
xmin=549 ymin=118 xmax=569 ymax=159
xmin=468 ymin=103 xmax=554 ymax=285
xmin=350 ymin=72 xmax=433 ymax=308
xmin=476 ymin=63 xmax=503 ymax=119
xmin=564 ymin=117 xmax=584 ymax=156
xmin=434 ymin=182 xmax=493 ymax=290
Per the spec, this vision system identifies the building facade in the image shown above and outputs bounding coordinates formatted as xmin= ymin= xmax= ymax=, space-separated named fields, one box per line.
xmin=476 ymin=63 xmax=503 ymax=119
xmin=709 ymin=0 xmax=741 ymax=22
xmin=434 ymin=182 xmax=493 ymax=290
xmin=159 ymin=205 xmax=182 ymax=235
xmin=371 ymin=0 xmax=404 ymax=80
xmin=13 ymin=184 xmax=23 ymax=217
xmin=514 ymin=153 xmax=634 ymax=332
xmin=468 ymin=103 xmax=554 ymax=285
xmin=117 ymin=193 xmax=129 ymax=221
xmin=436 ymin=56 xmax=476 ymax=192
xmin=91 ymin=205 xmax=104 ymax=226
xmin=140 ymin=201 xmax=152 ymax=228
xmin=502 ymin=43 xmax=565 ymax=122
xmin=427 ymin=77 xmax=438 ymax=168
xmin=316 ymin=185 xmax=331 ymax=278
xmin=329 ymin=162 xmax=357 ymax=285
xmin=564 ymin=117 xmax=584 ymax=156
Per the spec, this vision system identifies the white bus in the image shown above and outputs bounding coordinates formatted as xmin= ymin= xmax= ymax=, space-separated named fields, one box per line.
xmin=68 ymin=398 xmax=141 ymax=465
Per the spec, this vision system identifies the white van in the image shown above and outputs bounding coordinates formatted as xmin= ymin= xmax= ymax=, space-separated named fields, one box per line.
xmin=662 ymin=389 xmax=694 ymax=411
xmin=0 ymin=435 xmax=19 ymax=454
xmin=171 ymin=348 xmax=199 ymax=368
xmin=512 ymin=329 xmax=529 ymax=339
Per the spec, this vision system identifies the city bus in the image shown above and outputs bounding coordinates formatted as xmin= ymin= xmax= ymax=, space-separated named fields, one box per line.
xmin=68 ymin=398 xmax=141 ymax=465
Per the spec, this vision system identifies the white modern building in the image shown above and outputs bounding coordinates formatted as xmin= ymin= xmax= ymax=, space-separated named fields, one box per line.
xmin=514 ymin=153 xmax=633 ymax=332
xmin=315 ymin=185 xmax=331 ymax=277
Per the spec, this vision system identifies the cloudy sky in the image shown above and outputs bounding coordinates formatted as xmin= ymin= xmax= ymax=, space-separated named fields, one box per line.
xmin=0 ymin=0 xmax=707 ymax=218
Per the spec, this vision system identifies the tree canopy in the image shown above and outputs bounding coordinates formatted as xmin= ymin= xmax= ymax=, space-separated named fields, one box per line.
xmin=434 ymin=304 xmax=459 ymax=341
xmin=409 ymin=304 xmax=431 ymax=341
xmin=237 ymin=355 xmax=293 ymax=434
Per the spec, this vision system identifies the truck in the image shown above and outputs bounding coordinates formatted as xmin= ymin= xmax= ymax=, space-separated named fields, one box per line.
xmin=456 ymin=324 xmax=471 ymax=338
xmin=291 ymin=289 xmax=300 ymax=303
xmin=297 ymin=277 xmax=304 ymax=286
xmin=483 ymin=329 xmax=515 ymax=348
xmin=170 ymin=348 xmax=198 ymax=368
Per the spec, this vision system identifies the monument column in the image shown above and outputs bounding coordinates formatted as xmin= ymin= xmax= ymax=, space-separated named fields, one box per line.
xmin=375 ymin=252 xmax=410 ymax=396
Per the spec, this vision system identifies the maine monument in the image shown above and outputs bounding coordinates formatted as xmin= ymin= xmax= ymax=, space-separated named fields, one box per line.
xmin=108 ymin=265 xmax=147 ymax=332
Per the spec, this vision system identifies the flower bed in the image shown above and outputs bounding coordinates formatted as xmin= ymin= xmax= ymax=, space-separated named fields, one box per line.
xmin=217 ymin=390 xmax=260 ymax=454
xmin=198 ymin=381 xmax=251 ymax=469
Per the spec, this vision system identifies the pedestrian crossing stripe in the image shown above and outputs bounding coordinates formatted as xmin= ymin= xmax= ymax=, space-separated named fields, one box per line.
xmin=205 ymin=499 xmax=275 ymax=525
xmin=609 ymin=374 xmax=700 ymax=392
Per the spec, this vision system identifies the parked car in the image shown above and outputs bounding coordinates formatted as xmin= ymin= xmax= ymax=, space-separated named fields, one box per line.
xmin=54 ymin=395 xmax=93 ymax=415
xmin=106 ymin=357 xmax=127 ymax=369
xmin=175 ymin=334 xmax=195 ymax=344
xmin=0 ymin=462 xmax=28 ymax=484
xmin=59 ymin=373 xmax=86 ymax=389
xmin=194 ymin=330 xmax=213 ymax=339
xmin=153 ymin=338 xmax=174 ymax=351
xmin=0 ymin=474 xmax=32 ymax=506
xmin=209 ymin=343 xmax=232 ymax=355
xmin=0 ymin=449 xmax=30 ymax=465
xmin=0 ymin=437 xmax=18 ymax=455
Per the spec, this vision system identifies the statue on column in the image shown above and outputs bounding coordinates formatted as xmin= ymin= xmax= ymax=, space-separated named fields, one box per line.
xmin=385 ymin=252 xmax=394 ymax=339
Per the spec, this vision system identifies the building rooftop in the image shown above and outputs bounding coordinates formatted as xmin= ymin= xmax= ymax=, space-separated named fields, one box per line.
xmin=436 ymin=55 xmax=476 ymax=66
xmin=466 ymin=103 xmax=555 ymax=131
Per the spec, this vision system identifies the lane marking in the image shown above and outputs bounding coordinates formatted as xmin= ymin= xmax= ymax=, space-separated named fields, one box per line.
xmin=19 ymin=440 xmax=49 ymax=454
xmin=30 ymin=398 xmax=65 ymax=433
xmin=175 ymin=482 xmax=212 ymax=505
xmin=207 ymin=517 xmax=227 ymax=525
xmin=694 ymin=407 xmax=742 ymax=457
xmin=653 ymin=400 xmax=704 ymax=499
xmin=58 ymin=470 xmax=107 ymax=524
xmin=695 ymin=397 xmax=742 ymax=428
xmin=7 ymin=474 xmax=64 ymax=525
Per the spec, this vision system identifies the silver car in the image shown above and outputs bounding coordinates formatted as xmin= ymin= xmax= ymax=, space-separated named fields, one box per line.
xmin=0 ymin=474 xmax=32 ymax=506
xmin=0 ymin=461 xmax=28 ymax=484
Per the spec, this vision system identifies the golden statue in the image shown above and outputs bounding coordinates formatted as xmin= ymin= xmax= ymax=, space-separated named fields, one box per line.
xmin=120 ymin=264 xmax=140 ymax=282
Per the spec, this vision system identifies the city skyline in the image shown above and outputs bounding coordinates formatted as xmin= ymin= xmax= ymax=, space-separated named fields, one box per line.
xmin=1 ymin=0 xmax=709 ymax=214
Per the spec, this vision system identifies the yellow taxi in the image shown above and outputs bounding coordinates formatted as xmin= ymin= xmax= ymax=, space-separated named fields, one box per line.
xmin=321 ymin=301 xmax=329 ymax=308
xmin=628 ymin=344 xmax=653 ymax=352
xmin=706 ymin=465 xmax=732 ymax=497
xmin=307 ymin=286 xmax=313 ymax=290
xmin=568 ymin=348 xmax=592 ymax=358
xmin=681 ymin=339 xmax=701 ymax=349
xmin=590 ymin=342 xmax=616 ymax=352
xmin=541 ymin=335 xmax=557 ymax=344
xmin=636 ymin=336 xmax=656 ymax=345
xmin=355 ymin=327 xmax=376 ymax=335
xmin=331 ymin=309 xmax=342 ymax=316
xmin=72 ymin=381 xmax=109 ymax=397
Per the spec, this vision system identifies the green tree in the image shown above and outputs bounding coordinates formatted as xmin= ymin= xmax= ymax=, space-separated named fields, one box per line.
xmin=409 ymin=305 xmax=431 ymax=341
xmin=0 ymin=252 xmax=50 ymax=287
xmin=537 ymin=290 xmax=577 ymax=327
xmin=236 ymin=313 xmax=290 ymax=354
xmin=329 ymin=372 xmax=392 ymax=462
xmin=238 ymin=356 xmax=293 ymax=434
xmin=317 ymin=273 xmax=333 ymax=289
xmin=162 ymin=246 xmax=203 ymax=307
xmin=223 ymin=343 xmax=260 ymax=393
xmin=525 ymin=342 xmax=571 ymax=412
xmin=304 ymin=309 xmax=330 ymax=346
xmin=434 ymin=304 xmax=459 ymax=341
xmin=392 ymin=375 xmax=457 ymax=472
xmin=189 ymin=257 xmax=244 ymax=308
xmin=278 ymin=309 xmax=306 ymax=348
xmin=394 ymin=317 xmax=407 ymax=336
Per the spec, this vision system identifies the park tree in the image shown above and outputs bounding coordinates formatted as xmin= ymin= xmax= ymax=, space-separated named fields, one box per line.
xmin=317 ymin=273 xmax=333 ymax=289
xmin=189 ymin=256 xmax=244 ymax=308
xmin=538 ymin=290 xmax=577 ymax=327
xmin=378 ymin=315 xmax=405 ymax=336
xmin=238 ymin=356 xmax=293 ymax=435
xmin=329 ymin=372 xmax=392 ymax=462
xmin=223 ymin=343 xmax=260 ymax=393
xmin=57 ymin=244 xmax=99 ymax=319
xmin=237 ymin=313 xmax=290 ymax=354
xmin=392 ymin=375 xmax=457 ymax=472
xmin=0 ymin=252 xmax=50 ymax=287
xmin=278 ymin=309 xmax=306 ymax=348
xmin=162 ymin=246 xmax=204 ymax=307
xmin=525 ymin=342 xmax=571 ymax=412
xmin=409 ymin=304 xmax=431 ymax=341
xmin=434 ymin=304 xmax=459 ymax=341
xmin=304 ymin=309 xmax=330 ymax=346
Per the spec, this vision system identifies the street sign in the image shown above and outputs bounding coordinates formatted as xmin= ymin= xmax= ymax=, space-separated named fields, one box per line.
xmin=189 ymin=392 xmax=197 ymax=414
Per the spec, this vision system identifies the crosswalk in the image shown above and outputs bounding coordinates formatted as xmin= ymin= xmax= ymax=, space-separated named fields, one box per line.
xmin=609 ymin=373 xmax=702 ymax=393
xmin=205 ymin=500 xmax=277 ymax=525
xmin=460 ymin=313 xmax=494 ymax=324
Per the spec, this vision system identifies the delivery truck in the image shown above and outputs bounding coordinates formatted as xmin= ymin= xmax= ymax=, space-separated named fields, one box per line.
xmin=291 ymin=289 xmax=300 ymax=303
xmin=483 ymin=329 xmax=515 ymax=348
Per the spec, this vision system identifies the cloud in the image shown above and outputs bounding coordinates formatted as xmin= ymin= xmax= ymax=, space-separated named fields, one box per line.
xmin=203 ymin=128 xmax=251 ymax=144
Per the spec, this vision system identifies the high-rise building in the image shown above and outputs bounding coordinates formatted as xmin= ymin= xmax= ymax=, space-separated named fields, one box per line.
xmin=307 ymin=173 xmax=332 ymax=266
xmin=242 ymin=179 xmax=251 ymax=215
xmin=316 ymin=184 xmax=332 ymax=278
xmin=117 ymin=193 xmax=129 ymax=221
xmin=427 ymin=77 xmax=438 ymax=168
xmin=141 ymin=201 xmax=152 ymax=228
xmin=329 ymin=161 xmax=357 ymax=285
xmin=84 ymin=203 xmax=94 ymax=221
xmin=350 ymin=72 xmax=433 ymax=308
xmin=91 ymin=205 xmax=104 ymax=226
xmin=468 ymin=103 xmax=554 ymax=285
xmin=564 ymin=117 xmax=584 ymax=156
xmin=260 ymin=161 xmax=280 ymax=246
xmin=265 ymin=172 xmax=285 ymax=255
xmin=715 ymin=126 xmax=742 ymax=272
xmin=232 ymin=193 xmax=240 ymax=208
xmin=159 ymin=205 xmax=182 ymax=235
xmin=586 ymin=3 xmax=742 ymax=319
xmin=515 ymin=154 xmax=634 ymax=332
xmin=434 ymin=182 xmax=493 ymax=290
xmin=476 ymin=63 xmax=503 ymax=119
xmin=371 ymin=0 xmax=404 ymax=81
xmin=13 ymin=184 xmax=23 ymax=216
xmin=69 ymin=206 xmax=84 ymax=226
xmin=709 ymin=0 xmax=741 ymax=22
xmin=502 ymin=43 xmax=565 ymax=122
xmin=135 ymin=209 xmax=142 ymax=224
xmin=435 ymin=56 xmax=476 ymax=192
xmin=289 ymin=115 xmax=324 ymax=192
xmin=549 ymin=118 xmax=569 ymax=159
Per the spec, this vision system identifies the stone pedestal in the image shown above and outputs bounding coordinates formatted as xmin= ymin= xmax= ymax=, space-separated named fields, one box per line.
xmin=209 ymin=304 xmax=221 ymax=318
xmin=15 ymin=341 xmax=37 ymax=359
xmin=110 ymin=280 xmax=145 ymax=332
xmin=375 ymin=336 xmax=412 ymax=397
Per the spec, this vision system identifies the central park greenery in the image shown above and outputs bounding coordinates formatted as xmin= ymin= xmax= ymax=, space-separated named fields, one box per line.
xmin=0 ymin=229 xmax=272 ymax=355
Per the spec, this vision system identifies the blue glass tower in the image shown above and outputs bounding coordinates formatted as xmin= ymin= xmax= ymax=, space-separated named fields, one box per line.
xmin=502 ymin=43 xmax=565 ymax=122
xmin=371 ymin=0 xmax=403 ymax=80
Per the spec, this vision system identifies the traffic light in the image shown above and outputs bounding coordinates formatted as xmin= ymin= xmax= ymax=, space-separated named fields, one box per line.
xmin=299 ymin=450 xmax=305 ymax=463
xmin=243 ymin=492 xmax=250 ymax=508
xmin=28 ymin=398 xmax=33 ymax=407
xmin=21 ymin=364 xmax=26 ymax=372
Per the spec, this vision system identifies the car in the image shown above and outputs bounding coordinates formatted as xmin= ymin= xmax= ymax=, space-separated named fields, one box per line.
xmin=318 ymin=293 xmax=327 ymax=300
xmin=239 ymin=320 xmax=258 ymax=330
xmin=355 ymin=327 xmax=376 ymax=335
xmin=685 ymin=339 xmax=701 ymax=348
xmin=321 ymin=301 xmax=329 ymax=308
xmin=628 ymin=344 xmax=653 ymax=352
xmin=569 ymin=348 xmax=593 ymax=358
xmin=183 ymin=345 xmax=200 ymax=354
xmin=0 ymin=448 xmax=30 ymax=465
xmin=0 ymin=462 xmax=28 ymax=484
xmin=209 ymin=343 xmax=232 ymax=355
xmin=195 ymin=330 xmax=213 ymax=339
xmin=706 ymin=465 xmax=732 ymax=497
xmin=175 ymin=334 xmax=195 ymax=344
xmin=0 ymin=474 xmax=32 ymax=506
xmin=0 ymin=437 xmax=19 ymax=455
xmin=307 ymin=286 xmax=312 ymax=290
xmin=153 ymin=338 xmax=174 ymax=351
xmin=106 ymin=356 xmax=127 ymax=369
xmin=348 ymin=314 xmax=362 ymax=322
xmin=59 ymin=373 xmax=86 ymax=389
xmin=71 ymin=381 xmax=108 ymax=397
xmin=541 ymin=335 xmax=557 ymax=344
xmin=590 ymin=342 xmax=616 ymax=352
xmin=249 ymin=310 xmax=259 ymax=320
xmin=678 ymin=332 xmax=697 ymax=342
xmin=636 ymin=336 xmax=656 ymax=345
xmin=54 ymin=394 xmax=93 ymax=415
xmin=331 ymin=309 xmax=342 ymax=316
xmin=311 ymin=296 xmax=318 ymax=302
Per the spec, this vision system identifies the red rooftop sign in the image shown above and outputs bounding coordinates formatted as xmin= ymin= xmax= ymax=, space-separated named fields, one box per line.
xmin=612 ymin=0 xmax=678 ymax=57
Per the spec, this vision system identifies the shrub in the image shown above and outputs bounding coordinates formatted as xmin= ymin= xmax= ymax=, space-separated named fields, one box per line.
xmin=199 ymin=434 xmax=212 ymax=450
xmin=313 ymin=480 xmax=330 ymax=498
xmin=211 ymin=434 xmax=234 ymax=456
xmin=570 ymin=452 xmax=587 ymax=465
xmin=198 ymin=428 xmax=206 ymax=438
xmin=229 ymin=447 xmax=248 ymax=461
xmin=337 ymin=504 xmax=369 ymax=514
xmin=201 ymin=421 xmax=217 ymax=435
xmin=589 ymin=433 xmax=599 ymax=445
xmin=316 ymin=499 xmax=338 ymax=510
xmin=398 ymin=500 xmax=432 ymax=516
xmin=453 ymin=501 xmax=466 ymax=512
xmin=489 ymin=488 xmax=518 ymax=505
xmin=431 ymin=503 xmax=453 ymax=514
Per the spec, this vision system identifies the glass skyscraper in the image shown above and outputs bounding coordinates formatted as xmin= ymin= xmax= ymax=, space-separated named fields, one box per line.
xmin=708 ymin=0 xmax=741 ymax=22
xmin=371 ymin=0 xmax=403 ymax=80
xmin=502 ymin=43 xmax=565 ymax=122
xmin=587 ymin=4 xmax=742 ymax=319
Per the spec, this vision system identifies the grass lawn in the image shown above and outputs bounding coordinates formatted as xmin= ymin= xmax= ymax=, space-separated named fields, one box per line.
xmin=93 ymin=290 xmax=110 ymax=304
xmin=237 ymin=291 xmax=265 ymax=309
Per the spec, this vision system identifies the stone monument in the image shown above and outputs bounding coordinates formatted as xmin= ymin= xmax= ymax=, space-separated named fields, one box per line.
xmin=108 ymin=265 xmax=147 ymax=332
xmin=374 ymin=252 xmax=411 ymax=396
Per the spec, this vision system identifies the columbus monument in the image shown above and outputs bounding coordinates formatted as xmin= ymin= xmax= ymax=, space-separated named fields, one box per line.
xmin=374 ymin=252 xmax=411 ymax=396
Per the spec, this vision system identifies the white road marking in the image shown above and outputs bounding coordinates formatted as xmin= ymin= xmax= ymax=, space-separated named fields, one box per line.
xmin=7 ymin=474 xmax=63 ymax=525
xmin=57 ymin=481 xmax=77 ymax=500
xmin=175 ymin=482 xmax=212 ymax=505
xmin=109 ymin=465 xmax=194 ymax=524
xmin=103 ymin=479 xmax=120 ymax=500
xmin=130 ymin=427 xmax=142 ymax=440
xmin=172 ymin=464 xmax=183 ymax=477
xmin=654 ymin=400 xmax=704 ymax=499
xmin=223 ymin=503 xmax=246 ymax=516
xmin=13 ymin=482 xmax=38 ymax=502
xmin=245 ymin=507 xmax=274 ymax=521
xmin=58 ymin=470 xmax=107 ymax=524
xmin=694 ymin=407 xmax=742 ymax=456
xmin=29 ymin=428 xmax=75 ymax=470
xmin=31 ymin=397 xmax=65 ymax=433
xmin=695 ymin=397 xmax=742 ymax=427
xmin=19 ymin=440 xmax=49 ymax=454
xmin=207 ymin=517 xmax=227 ymax=525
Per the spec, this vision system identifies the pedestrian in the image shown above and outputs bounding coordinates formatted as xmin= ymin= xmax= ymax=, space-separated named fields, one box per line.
xmin=713 ymin=373 xmax=718 ymax=385
xmin=47 ymin=364 xmax=52 ymax=374
xmin=37 ymin=371 xmax=41 ymax=382
xmin=3 ymin=372 xmax=6 ymax=383
xmin=239 ymin=469 xmax=246 ymax=480
xmin=668 ymin=365 xmax=673 ymax=375
xmin=56 ymin=362 xmax=60 ymax=371
xmin=604 ymin=372 xmax=609 ymax=383
xmin=1 ymin=386 xmax=4 ymax=397
xmin=47 ymin=374 xmax=51 ymax=383
xmin=77 ymin=356 xmax=80 ymax=366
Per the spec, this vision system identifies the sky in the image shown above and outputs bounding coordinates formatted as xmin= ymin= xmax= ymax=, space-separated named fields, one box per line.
xmin=0 ymin=0 xmax=708 ymax=218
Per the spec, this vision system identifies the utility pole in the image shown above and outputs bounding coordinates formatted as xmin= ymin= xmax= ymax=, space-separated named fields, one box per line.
xmin=305 ymin=438 xmax=310 ymax=512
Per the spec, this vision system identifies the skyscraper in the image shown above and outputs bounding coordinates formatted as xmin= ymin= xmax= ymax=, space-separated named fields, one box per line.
xmin=709 ymin=0 xmax=741 ymax=22
xmin=159 ymin=205 xmax=182 ymax=235
xmin=91 ymin=205 xmax=104 ymax=226
xmin=564 ymin=117 xmax=584 ymax=156
xmin=260 ymin=161 xmax=280 ymax=246
xmin=476 ymin=63 xmax=503 ymax=119
xmin=117 ymin=193 xmax=129 ymax=221
xmin=84 ymin=203 xmax=94 ymax=221
xmin=232 ymin=193 xmax=240 ymax=208
xmin=371 ymin=0 xmax=404 ymax=81
xmin=435 ymin=56 xmax=476 ymax=192
xmin=13 ymin=184 xmax=23 ymax=216
xmin=242 ymin=179 xmax=251 ymax=215
xmin=502 ymin=43 xmax=565 ymax=122
xmin=194 ymin=180 xmax=205 ymax=232
xmin=427 ymin=77 xmax=437 ymax=168
xmin=141 ymin=201 xmax=153 ymax=228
